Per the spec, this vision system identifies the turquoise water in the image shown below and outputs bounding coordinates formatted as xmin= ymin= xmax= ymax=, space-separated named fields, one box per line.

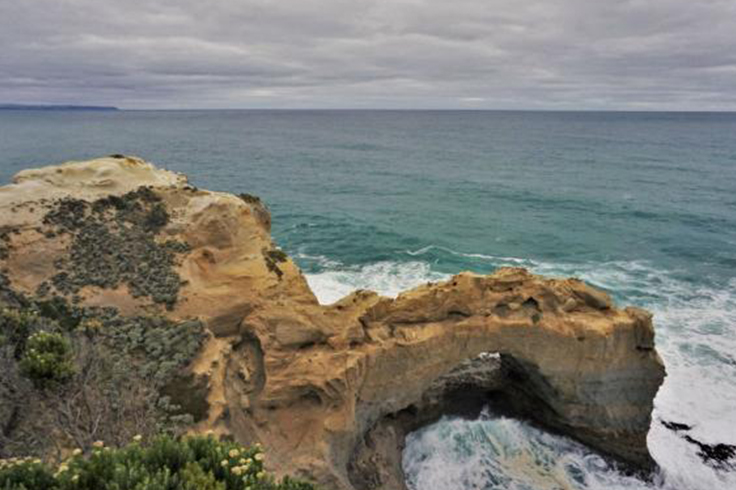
xmin=1 ymin=110 xmax=735 ymax=489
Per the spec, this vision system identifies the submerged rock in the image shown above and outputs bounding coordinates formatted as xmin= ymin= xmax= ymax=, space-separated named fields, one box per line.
xmin=660 ymin=419 xmax=736 ymax=471
xmin=0 ymin=156 xmax=666 ymax=489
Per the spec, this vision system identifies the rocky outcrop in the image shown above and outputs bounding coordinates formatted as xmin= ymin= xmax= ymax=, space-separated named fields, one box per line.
xmin=0 ymin=156 xmax=666 ymax=489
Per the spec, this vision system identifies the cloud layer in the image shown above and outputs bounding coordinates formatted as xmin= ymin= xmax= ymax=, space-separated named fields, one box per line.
xmin=2 ymin=0 xmax=735 ymax=109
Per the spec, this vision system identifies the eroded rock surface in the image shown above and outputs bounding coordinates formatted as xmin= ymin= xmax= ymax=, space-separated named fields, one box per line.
xmin=0 ymin=156 xmax=666 ymax=489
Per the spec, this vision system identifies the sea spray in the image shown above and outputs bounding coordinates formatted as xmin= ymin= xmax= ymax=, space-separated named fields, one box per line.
xmin=304 ymin=259 xmax=448 ymax=304
xmin=402 ymin=409 xmax=663 ymax=490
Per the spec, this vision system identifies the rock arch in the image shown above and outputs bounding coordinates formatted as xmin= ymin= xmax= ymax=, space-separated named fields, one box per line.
xmin=222 ymin=269 xmax=665 ymax=490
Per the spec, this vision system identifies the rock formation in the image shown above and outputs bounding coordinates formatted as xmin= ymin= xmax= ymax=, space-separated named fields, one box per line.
xmin=0 ymin=156 xmax=666 ymax=489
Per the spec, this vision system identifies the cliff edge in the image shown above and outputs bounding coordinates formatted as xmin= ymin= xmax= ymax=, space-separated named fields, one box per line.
xmin=0 ymin=156 xmax=666 ymax=489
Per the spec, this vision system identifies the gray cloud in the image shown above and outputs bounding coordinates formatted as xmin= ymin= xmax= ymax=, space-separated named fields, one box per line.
xmin=1 ymin=0 xmax=735 ymax=109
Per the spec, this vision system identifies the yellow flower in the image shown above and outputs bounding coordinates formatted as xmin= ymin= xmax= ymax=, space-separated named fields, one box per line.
xmin=239 ymin=458 xmax=246 ymax=464
xmin=133 ymin=434 xmax=143 ymax=443
xmin=256 ymin=471 xmax=265 ymax=480
xmin=72 ymin=475 xmax=79 ymax=483
xmin=72 ymin=449 xmax=83 ymax=456
xmin=232 ymin=466 xmax=243 ymax=475
xmin=92 ymin=440 xmax=104 ymax=448
xmin=32 ymin=458 xmax=42 ymax=464
xmin=221 ymin=459 xmax=229 ymax=467
xmin=229 ymin=448 xmax=240 ymax=458
xmin=254 ymin=453 xmax=264 ymax=461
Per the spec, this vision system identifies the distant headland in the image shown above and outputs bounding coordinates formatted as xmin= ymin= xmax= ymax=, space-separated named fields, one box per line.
xmin=0 ymin=103 xmax=119 ymax=111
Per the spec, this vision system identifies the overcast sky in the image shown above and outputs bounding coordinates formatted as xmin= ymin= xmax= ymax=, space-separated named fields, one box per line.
xmin=2 ymin=0 xmax=736 ymax=110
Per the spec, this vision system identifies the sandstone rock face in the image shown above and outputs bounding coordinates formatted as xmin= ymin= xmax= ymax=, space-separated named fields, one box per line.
xmin=0 ymin=157 xmax=666 ymax=489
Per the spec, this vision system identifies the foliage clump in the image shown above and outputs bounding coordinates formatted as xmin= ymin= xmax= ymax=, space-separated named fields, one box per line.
xmin=263 ymin=249 xmax=288 ymax=280
xmin=104 ymin=316 xmax=206 ymax=385
xmin=0 ymin=300 xmax=206 ymax=458
xmin=19 ymin=331 xmax=75 ymax=388
xmin=41 ymin=188 xmax=189 ymax=309
xmin=0 ymin=435 xmax=318 ymax=490
xmin=0 ymin=308 xmax=46 ymax=358
xmin=0 ymin=273 xmax=28 ymax=310
xmin=237 ymin=193 xmax=262 ymax=205
xmin=0 ymin=226 xmax=15 ymax=261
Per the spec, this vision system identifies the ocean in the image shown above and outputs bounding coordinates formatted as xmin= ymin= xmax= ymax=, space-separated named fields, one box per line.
xmin=1 ymin=109 xmax=735 ymax=490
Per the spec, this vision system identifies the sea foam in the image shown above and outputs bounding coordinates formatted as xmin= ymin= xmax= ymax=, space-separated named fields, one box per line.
xmin=304 ymin=259 xmax=448 ymax=305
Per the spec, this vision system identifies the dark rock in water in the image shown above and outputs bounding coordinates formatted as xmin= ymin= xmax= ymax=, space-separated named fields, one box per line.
xmin=661 ymin=419 xmax=693 ymax=432
xmin=683 ymin=435 xmax=736 ymax=470
xmin=660 ymin=419 xmax=735 ymax=470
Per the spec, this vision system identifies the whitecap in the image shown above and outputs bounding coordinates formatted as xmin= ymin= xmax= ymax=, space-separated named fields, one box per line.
xmin=405 ymin=244 xmax=537 ymax=266
xmin=304 ymin=260 xmax=448 ymax=305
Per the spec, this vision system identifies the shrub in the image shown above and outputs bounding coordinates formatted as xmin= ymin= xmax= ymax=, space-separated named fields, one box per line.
xmin=0 ymin=457 xmax=56 ymax=490
xmin=237 ymin=194 xmax=261 ymax=205
xmin=180 ymin=461 xmax=225 ymax=490
xmin=43 ymin=190 xmax=189 ymax=309
xmin=144 ymin=203 xmax=170 ymax=231
xmin=263 ymin=249 xmax=288 ymax=279
xmin=18 ymin=331 xmax=75 ymax=388
xmin=0 ymin=308 xmax=41 ymax=358
xmin=1 ymin=304 xmax=207 ymax=457
xmin=0 ymin=435 xmax=318 ymax=490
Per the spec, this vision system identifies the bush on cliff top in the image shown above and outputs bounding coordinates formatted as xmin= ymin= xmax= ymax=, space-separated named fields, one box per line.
xmin=18 ymin=331 xmax=75 ymax=388
xmin=0 ymin=434 xmax=317 ymax=490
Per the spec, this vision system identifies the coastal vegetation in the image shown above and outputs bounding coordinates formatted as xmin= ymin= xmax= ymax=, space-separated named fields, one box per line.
xmin=0 ymin=161 xmax=320 ymax=488
xmin=263 ymin=249 xmax=288 ymax=279
xmin=0 ymin=300 xmax=206 ymax=458
xmin=40 ymin=187 xmax=190 ymax=310
xmin=0 ymin=434 xmax=316 ymax=490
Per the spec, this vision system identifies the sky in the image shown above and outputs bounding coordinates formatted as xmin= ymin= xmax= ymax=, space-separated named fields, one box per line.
xmin=1 ymin=0 xmax=736 ymax=110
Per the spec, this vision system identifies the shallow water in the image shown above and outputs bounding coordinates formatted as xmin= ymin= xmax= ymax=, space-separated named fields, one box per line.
xmin=1 ymin=109 xmax=735 ymax=489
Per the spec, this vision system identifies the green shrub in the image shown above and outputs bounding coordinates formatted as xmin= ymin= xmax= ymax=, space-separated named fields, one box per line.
xmin=0 ymin=308 xmax=41 ymax=358
xmin=1 ymin=303 xmax=208 ymax=457
xmin=18 ymin=331 xmax=75 ymax=388
xmin=180 ymin=462 xmax=225 ymax=490
xmin=144 ymin=203 xmax=170 ymax=231
xmin=263 ymin=249 xmax=288 ymax=279
xmin=43 ymin=190 xmax=189 ymax=309
xmin=0 ymin=457 xmax=56 ymax=490
xmin=0 ymin=435 xmax=318 ymax=490
xmin=237 ymin=194 xmax=261 ymax=205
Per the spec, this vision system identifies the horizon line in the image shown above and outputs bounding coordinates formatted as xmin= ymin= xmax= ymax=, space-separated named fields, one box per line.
xmin=3 ymin=104 xmax=736 ymax=114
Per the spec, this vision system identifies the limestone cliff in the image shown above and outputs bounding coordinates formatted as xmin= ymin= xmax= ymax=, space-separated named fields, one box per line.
xmin=0 ymin=156 xmax=666 ymax=489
